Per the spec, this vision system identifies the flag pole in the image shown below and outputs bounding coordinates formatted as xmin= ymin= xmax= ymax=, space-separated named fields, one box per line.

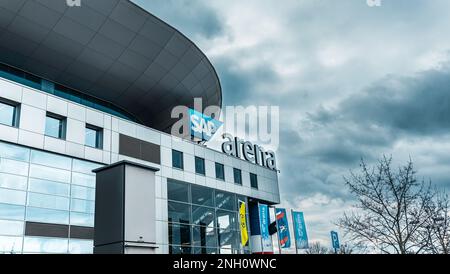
xmin=272 ymin=206 xmax=282 ymax=254
xmin=291 ymin=209 xmax=299 ymax=254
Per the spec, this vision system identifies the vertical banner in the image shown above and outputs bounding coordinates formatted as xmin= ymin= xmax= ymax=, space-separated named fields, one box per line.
xmin=238 ymin=200 xmax=249 ymax=247
xmin=331 ymin=231 xmax=340 ymax=249
xmin=275 ymin=208 xmax=291 ymax=248
xmin=292 ymin=211 xmax=309 ymax=249
xmin=258 ymin=203 xmax=272 ymax=252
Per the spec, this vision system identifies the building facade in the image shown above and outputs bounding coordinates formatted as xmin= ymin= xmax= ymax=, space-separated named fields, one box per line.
xmin=0 ymin=0 xmax=280 ymax=254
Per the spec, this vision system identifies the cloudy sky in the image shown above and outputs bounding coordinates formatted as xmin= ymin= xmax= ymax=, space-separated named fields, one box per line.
xmin=133 ymin=0 xmax=450 ymax=248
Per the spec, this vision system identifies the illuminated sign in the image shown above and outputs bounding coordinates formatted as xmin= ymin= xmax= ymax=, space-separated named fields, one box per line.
xmin=189 ymin=109 xmax=222 ymax=141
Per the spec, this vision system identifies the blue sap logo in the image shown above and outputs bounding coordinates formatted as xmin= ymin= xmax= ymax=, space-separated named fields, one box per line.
xmin=189 ymin=109 xmax=222 ymax=141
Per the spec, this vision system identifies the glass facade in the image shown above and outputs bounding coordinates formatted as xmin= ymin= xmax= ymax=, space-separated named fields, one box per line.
xmin=167 ymin=179 xmax=250 ymax=254
xmin=0 ymin=141 xmax=102 ymax=254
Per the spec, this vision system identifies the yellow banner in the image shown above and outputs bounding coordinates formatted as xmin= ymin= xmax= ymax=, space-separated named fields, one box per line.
xmin=239 ymin=201 xmax=249 ymax=246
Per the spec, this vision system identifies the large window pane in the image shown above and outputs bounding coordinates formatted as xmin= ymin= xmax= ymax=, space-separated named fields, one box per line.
xmin=215 ymin=163 xmax=225 ymax=180
xmin=72 ymin=159 xmax=103 ymax=174
xmin=0 ymin=173 xmax=27 ymax=190
xmin=45 ymin=114 xmax=66 ymax=139
xmin=250 ymin=173 xmax=258 ymax=189
xmin=26 ymin=207 xmax=69 ymax=224
xmin=0 ymin=203 xmax=25 ymax=220
xmin=28 ymin=178 xmax=70 ymax=196
xmin=85 ymin=125 xmax=102 ymax=149
xmin=0 ymin=142 xmax=29 ymax=161
xmin=216 ymin=210 xmax=237 ymax=230
xmin=0 ymin=158 xmax=29 ymax=176
xmin=69 ymin=239 xmax=93 ymax=254
xmin=0 ymin=188 xmax=26 ymax=205
xmin=191 ymin=185 xmax=213 ymax=207
xmin=23 ymin=237 xmax=68 ymax=253
xmin=169 ymin=245 xmax=191 ymax=254
xmin=192 ymin=226 xmax=217 ymax=247
xmin=71 ymin=185 xmax=95 ymax=201
xmin=0 ymin=101 xmax=17 ymax=127
xmin=0 ymin=236 xmax=22 ymax=254
xmin=0 ymin=220 xmax=23 ymax=236
xmin=71 ymin=172 xmax=95 ymax=188
xmin=215 ymin=191 xmax=236 ymax=211
xmin=192 ymin=206 xmax=215 ymax=227
xmin=172 ymin=150 xmax=184 ymax=169
xmin=193 ymin=246 xmax=217 ymax=254
xmin=168 ymin=201 xmax=190 ymax=224
xmin=218 ymin=229 xmax=239 ymax=249
xmin=233 ymin=168 xmax=242 ymax=185
xmin=29 ymin=164 xmax=71 ymax=184
xmin=70 ymin=212 xmax=94 ymax=227
xmin=71 ymin=199 xmax=95 ymax=214
xmin=30 ymin=150 xmax=71 ymax=170
xmin=27 ymin=192 xmax=70 ymax=211
xmin=168 ymin=223 xmax=191 ymax=246
xmin=167 ymin=180 xmax=189 ymax=202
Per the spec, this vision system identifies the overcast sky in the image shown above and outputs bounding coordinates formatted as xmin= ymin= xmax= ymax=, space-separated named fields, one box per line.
xmin=133 ymin=0 xmax=450 ymax=248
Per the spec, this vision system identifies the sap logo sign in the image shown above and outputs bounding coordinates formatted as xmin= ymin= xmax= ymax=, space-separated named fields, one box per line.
xmin=189 ymin=109 xmax=222 ymax=141
xmin=222 ymin=133 xmax=277 ymax=171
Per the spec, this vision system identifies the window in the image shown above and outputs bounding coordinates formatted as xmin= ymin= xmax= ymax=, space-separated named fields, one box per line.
xmin=45 ymin=113 xmax=66 ymax=139
xmin=195 ymin=157 xmax=205 ymax=175
xmin=26 ymin=207 xmax=69 ymax=224
xmin=0 ymin=99 xmax=19 ymax=127
xmin=191 ymin=185 xmax=213 ymax=207
xmin=23 ymin=237 xmax=68 ymax=253
xmin=215 ymin=163 xmax=225 ymax=181
xmin=250 ymin=173 xmax=258 ymax=189
xmin=30 ymin=150 xmax=72 ymax=170
xmin=168 ymin=223 xmax=191 ymax=249
xmin=233 ymin=168 xmax=242 ymax=185
xmin=172 ymin=150 xmax=184 ymax=170
xmin=167 ymin=180 xmax=189 ymax=203
xmin=85 ymin=124 xmax=103 ymax=149
xmin=168 ymin=201 xmax=190 ymax=224
xmin=215 ymin=191 xmax=236 ymax=211
xmin=192 ymin=206 xmax=215 ymax=227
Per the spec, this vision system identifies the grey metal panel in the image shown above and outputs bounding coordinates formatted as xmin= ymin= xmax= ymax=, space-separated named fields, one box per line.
xmin=141 ymin=140 xmax=161 ymax=164
xmin=119 ymin=134 xmax=161 ymax=165
xmin=0 ymin=0 xmax=222 ymax=133
xmin=93 ymin=164 xmax=125 ymax=247
xmin=25 ymin=222 xmax=69 ymax=238
xmin=70 ymin=226 xmax=95 ymax=240
xmin=94 ymin=242 xmax=124 ymax=254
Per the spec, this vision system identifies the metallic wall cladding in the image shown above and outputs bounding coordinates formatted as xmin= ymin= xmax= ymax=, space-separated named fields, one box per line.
xmin=119 ymin=133 xmax=161 ymax=164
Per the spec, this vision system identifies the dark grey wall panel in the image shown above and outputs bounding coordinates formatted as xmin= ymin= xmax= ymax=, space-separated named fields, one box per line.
xmin=119 ymin=134 xmax=161 ymax=164
xmin=70 ymin=226 xmax=95 ymax=240
xmin=25 ymin=222 xmax=69 ymax=238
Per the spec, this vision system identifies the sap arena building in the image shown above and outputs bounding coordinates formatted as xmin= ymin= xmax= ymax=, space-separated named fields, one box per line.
xmin=0 ymin=0 xmax=280 ymax=254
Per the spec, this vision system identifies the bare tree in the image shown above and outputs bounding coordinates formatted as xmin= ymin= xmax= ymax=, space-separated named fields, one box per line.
xmin=337 ymin=156 xmax=435 ymax=254
xmin=305 ymin=242 xmax=330 ymax=254
xmin=420 ymin=192 xmax=450 ymax=254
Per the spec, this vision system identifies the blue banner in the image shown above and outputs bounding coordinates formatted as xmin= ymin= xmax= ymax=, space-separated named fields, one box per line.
xmin=189 ymin=109 xmax=222 ymax=141
xmin=258 ymin=203 xmax=272 ymax=251
xmin=275 ymin=208 xmax=291 ymax=248
xmin=292 ymin=211 xmax=309 ymax=249
xmin=331 ymin=231 xmax=340 ymax=249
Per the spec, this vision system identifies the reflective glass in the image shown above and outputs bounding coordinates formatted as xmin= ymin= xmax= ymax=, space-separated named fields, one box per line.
xmin=169 ymin=245 xmax=191 ymax=254
xmin=0 ymin=158 xmax=29 ymax=176
xmin=29 ymin=164 xmax=71 ymax=184
xmin=193 ymin=246 xmax=217 ymax=254
xmin=0 ymin=220 xmax=24 ymax=236
xmin=192 ymin=225 xmax=217 ymax=247
xmin=27 ymin=192 xmax=70 ymax=211
xmin=0 ymin=141 xmax=29 ymax=162
xmin=0 ymin=236 xmax=22 ymax=254
xmin=0 ymin=203 xmax=25 ymax=220
xmin=172 ymin=150 xmax=184 ymax=169
xmin=0 ymin=173 xmax=27 ymax=190
xmin=72 ymin=159 xmax=103 ymax=174
xmin=71 ymin=185 xmax=95 ymax=201
xmin=71 ymin=198 xmax=95 ymax=214
xmin=192 ymin=206 xmax=215 ymax=227
xmin=28 ymin=178 xmax=70 ymax=196
xmin=168 ymin=223 xmax=191 ymax=246
xmin=23 ymin=237 xmax=68 ymax=253
xmin=216 ymin=210 xmax=237 ymax=230
xmin=233 ymin=168 xmax=242 ymax=185
xmin=70 ymin=212 xmax=94 ymax=227
xmin=85 ymin=127 xmax=102 ymax=149
xmin=167 ymin=180 xmax=189 ymax=202
xmin=0 ymin=101 xmax=15 ymax=127
xmin=45 ymin=115 xmax=64 ymax=139
xmin=168 ymin=201 xmax=190 ymax=224
xmin=218 ymin=229 xmax=239 ymax=249
xmin=195 ymin=157 xmax=205 ymax=175
xmin=191 ymin=185 xmax=213 ymax=207
xmin=30 ymin=150 xmax=71 ymax=170
xmin=215 ymin=163 xmax=225 ymax=180
xmin=69 ymin=239 xmax=93 ymax=254
xmin=0 ymin=188 xmax=26 ymax=205
xmin=215 ymin=191 xmax=235 ymax=211
xmin=71 ymin=172 xmax=95 ymax=188
xmin=250 ymin=173 xmax=258 ymax=189
xmin=26 ymin=207 xmax=69 ymax=224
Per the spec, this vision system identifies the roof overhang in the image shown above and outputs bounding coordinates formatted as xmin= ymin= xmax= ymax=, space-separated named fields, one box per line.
xmin=0 ymin=0 xmax=222 ymax=132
